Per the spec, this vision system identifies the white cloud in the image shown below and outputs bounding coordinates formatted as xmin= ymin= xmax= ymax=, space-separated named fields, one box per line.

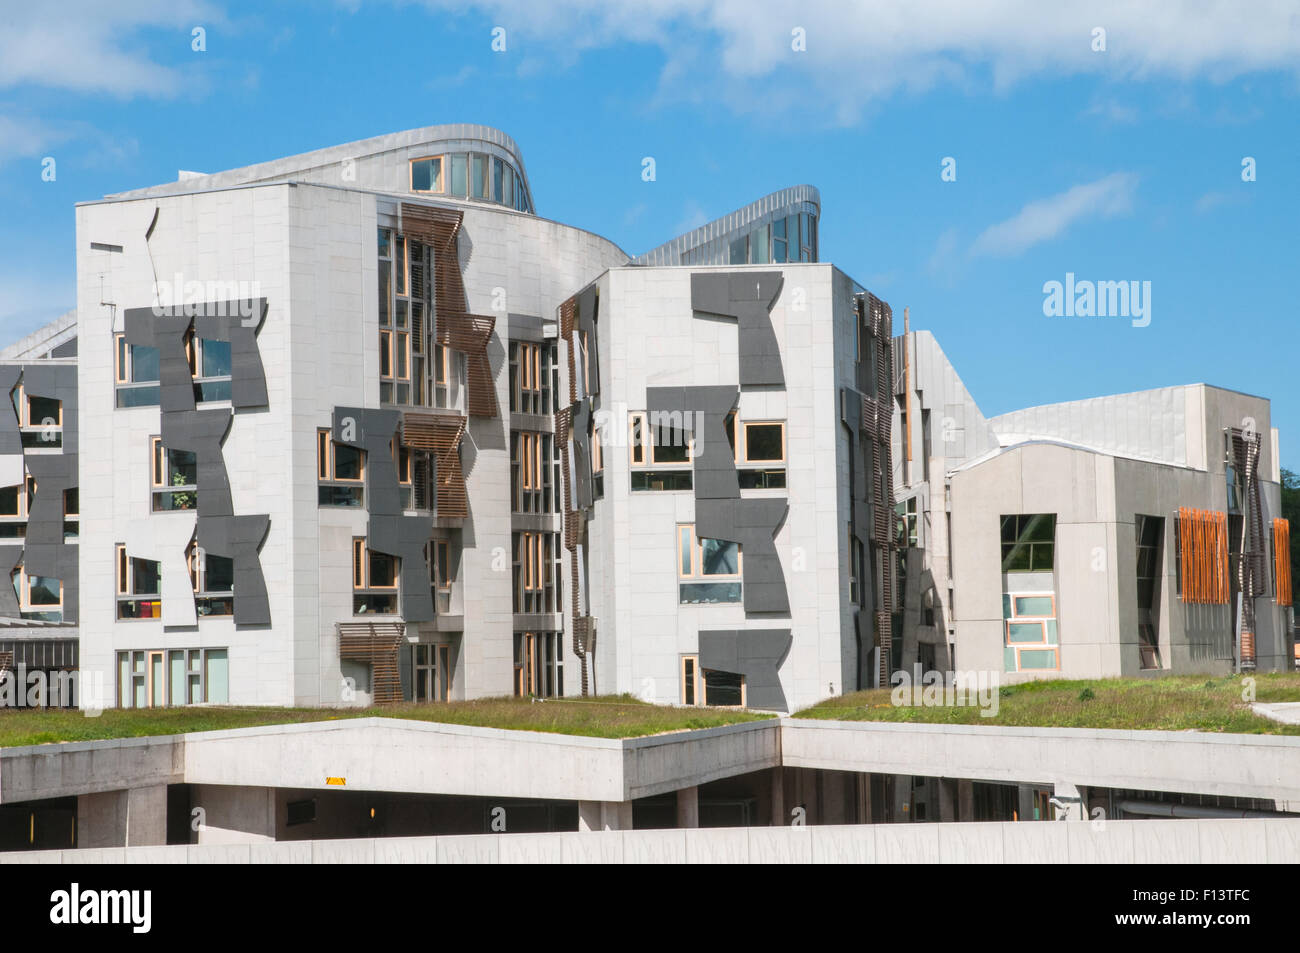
xmin=405 ymin=0 xmax=1300 ymax=122
xmin=0 ymin=1 xmax=220 ymax=98
xmin=0 ymin=115 xmax=80 ymax=163
xmin=971 ymin=172 xmax=1138 ymax=257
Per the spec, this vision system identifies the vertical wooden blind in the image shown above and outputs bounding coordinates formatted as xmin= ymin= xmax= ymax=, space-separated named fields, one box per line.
xmin=1275 ymin=518 xmax=1293 ymax=606
xmin=1177 ymin=507 xmax=1229 ymax=604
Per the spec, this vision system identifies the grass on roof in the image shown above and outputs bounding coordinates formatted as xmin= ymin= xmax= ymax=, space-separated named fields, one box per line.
xmin=0 ymin=694 xmax=774 ymax=748
xmin=792 ymin=673 xmax=1300 ymax=735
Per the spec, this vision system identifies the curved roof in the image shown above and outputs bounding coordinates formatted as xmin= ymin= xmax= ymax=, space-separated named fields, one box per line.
xmin=634 ymin=185 xmax=821 ymax=266
xmin=106 ymin=123 xmax=535 ymax=207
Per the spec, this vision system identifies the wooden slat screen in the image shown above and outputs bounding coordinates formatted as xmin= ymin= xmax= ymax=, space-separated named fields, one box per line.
xmin=1275 ymin=518 xmax=1293 ymax=607
xmin=402 ymin=412 xmax=468 ymax=518
xmin=400 ymin=203 xmax=499 ymax=418
xmin=338 ymin=622 xmax=406 ymax=704
xmin=1178 ymin=507 xmax=1230 ymax=604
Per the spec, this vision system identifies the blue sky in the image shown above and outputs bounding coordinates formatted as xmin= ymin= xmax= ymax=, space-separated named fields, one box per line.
xmin=1 ymin=1 xmax=1298 ymax=466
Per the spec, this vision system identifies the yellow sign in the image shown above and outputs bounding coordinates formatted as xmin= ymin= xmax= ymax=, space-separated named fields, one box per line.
xmin=325 ymin=777 xmax=346 ymax=786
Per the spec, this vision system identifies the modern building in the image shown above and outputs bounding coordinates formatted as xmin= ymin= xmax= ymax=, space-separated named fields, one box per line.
xmin=892 ymin=330 xmax=1296 ymax=680
xmin=1 ymin=124 xmax=1290 ymax=718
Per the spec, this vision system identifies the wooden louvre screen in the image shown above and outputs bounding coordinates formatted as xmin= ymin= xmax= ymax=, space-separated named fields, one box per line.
xmin=1275 ymin=518 xmax=1293 ymax=606
xmin=1178 ymin=507 xmax=1230 ymax=604
xmin=400 ymin=202 xmax=499 ymax=418
xmin=338 ymin=622 xmax=406 ymax=704
xmin=0 ymin=650 xmax=12 ymax=679
xmin=402 ymin=412 xmax=469 ymax=518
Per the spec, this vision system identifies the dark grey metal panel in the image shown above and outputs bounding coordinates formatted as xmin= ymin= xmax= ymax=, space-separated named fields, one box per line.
xmin=124 ymin=306 xmax=194 ymax=414
xmin=576 ymin=285 xmax=600 ymax=396
xmin=22 ymin=545 xmax=78 ymax=625
xmin=334 ymin=406 xmax=435 ymax=623
xmin=571 ymin=399 xmax=593 ymax=510
xmin=0 ymin=545 xmax=23 ymax=617
xmin=197 ymin=514 xmax=270 ymax=626
xmin=162 ymin=409 xmax=233 ymax=518
xmin=21 ymin=364 xmax=78 ymax=456
xmin=192 ymin=299 xmax=269 ymax=409
xmin=0 ymin=366 xmax=23 ymax=458
xmin=698 ymin=628 xmax=792 ymax=711
xmin=690 ymin=272 xmax=785 ymax=387
xmin=646 ymin=385 xmax=739 ymax=501
xmin=51 ymin=338 xmax=78 ymax=359
xmin=695 ymin=497 xmax=790 ymax=614
xmin=23 ymin=454 xmax=76 ymax=549
xmin=334 ymin=407 xmax=400 ymax=516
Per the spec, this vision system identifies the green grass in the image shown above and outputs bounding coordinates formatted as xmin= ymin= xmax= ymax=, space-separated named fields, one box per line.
xmin=792 ymin=673 xmax=1300 ymax=735
xmin=0 ymin=694 xmax=774 ymax=748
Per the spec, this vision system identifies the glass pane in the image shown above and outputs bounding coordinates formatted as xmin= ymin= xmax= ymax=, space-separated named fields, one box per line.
xmin=700 ymin=538 xmax=738 ymax=575
xmin=170 ymin=652 xmax=185 ymax=706
xmin=28 ymin=576 xmax=59 ymax=605
xmin=492 ymin=157 xmax=504 ymax=202
xmin=1007 ymin=622 xmax=1045 ymax=643
xmin=411 ymin=159 xmax=432 ymax=192
xmin=118 ymin=654 xmax=130 ymax=708
xmin=333 ymin=443 xmax=362 ymax=480
xmin=472 ymin=155 xmax=488 ymax=198
xmin=205 ymin=650 xmax=229 ymax=703
xmin=729 ymin=236 xmax=748 ymax=264
xmin=451 ymin=154 xmax=467 ymax=197
xmin=167 ymin=449 xmax=197 ymax=485
xmin=131 ymin=345 xmax=160 ymax=383
xmin=132 ymin=559 xmax=161 ymax=595
xmin=679 ymin=581 xmax=742 ymax=604
xmin=369 ymin=551 xmax=396 ymax=587
xmin=703 ymin=669 xmax=743 ymax=706
xmin=1013 ymin=595 xmax=1054 ymax=617
xmin=151 ymin=655 xmax=164 ymax=707
xmin=205 ymin=554 xmax=234 ymax=592
xmin=378 ymin=261 xmax=390 ymax=325
xmin=200 ymin=340 xmax=231 ymax=378
xmin=377 ymin=228 xmax=390 ymax=257
xmin=751 ymin=226 xmax=769 ymax=263
xmin=679 ymin=526 xmax=692 ymax=576
xmin=1017 ymin=649 xmax=1058 ymax=670
xmin=0 ymin=486 xmax=17 ymax=516
xmin=503 ymin=167 xmax=514 ymax=207
xmin=744 ymin=424 xmax=783 ymax=462
xmin=28 ymin=395 xmax=60 ymax=425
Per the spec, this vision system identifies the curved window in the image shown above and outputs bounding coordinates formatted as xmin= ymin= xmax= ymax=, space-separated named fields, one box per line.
xmin=409 ymin=151 xmax=531 ymax=212
xmin=726 ymin=211 xmax=817 ymax=265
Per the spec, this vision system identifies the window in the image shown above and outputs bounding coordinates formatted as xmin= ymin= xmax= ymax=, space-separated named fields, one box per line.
xmin=114 ymin=333 xmax=161 ymax=407
xmin=412 ymin=643 xmax=452 ymax=701
xmin=63 ymin=487 xmax=78 ymax=542
xmin=722 ymin=212 xmax=817 ymax=265
xmin=409 ymin=156 xmax=444 ymax=193
xmin=114 ymin=333 xmax=230 ymax=408
xmin=10 ymin=563 xmax=62 ymax=622
xmin=629 ymin=411 xmax=694 ymax=492
xmin=847 ymin=521 xmax=862 ymax=606
xmin=317 ymin=429 xmax=365 ymax=506
xmin=431 ymin=538 xmax=454 ymax=614
xmin=592 ymin=428 xmax=604 ymax=499
xmin=896 ymin=497 xmax=918 ymax=548
xmin=681 ymin=655 xmax=746 ymax=707
xmin=150 ymin=436 xmax=198 ymax=511
xmin=510 ymin=431 xmax=559 ymax=514
xmin=1000 ymin=514 xmax=1055 ymax=572
xmin=12 ymin=383 xmax=63 ymax=449
xmin=0 ymin=477 xmax=35 ymax=540
xmin=1001 ymin=591 xmax=1059 ymax=672
xmin=509 ymin=341 xmax=555 ymax=415
xmin=352 ymin=538 xmax=398 ymax=615
xmin=513 ymin=632 xmax=563 ymax=698
xmin=725 ymin=415 xmax=786 ymax=489
xmin=186 ymin=334 xmax=232 ymax=402
xmin=188 ymin=541 xmax=234 ymax=617
xmin=678 ymin=524 xmax=742 ymax=604
xmin=378 ymin=232 xmax=425 ymax=407
xmin=117 ymin=647 xmax=228 ymax=708
xmin=1135 ymin=515 xmax=1164 ymax=669
xmin=116 ymin=545 xmax=162 ymax=619
xmin=512 ymin=531 xmax=561 ymax=614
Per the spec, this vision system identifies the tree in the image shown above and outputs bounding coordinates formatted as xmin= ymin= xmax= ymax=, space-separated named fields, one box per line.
xmin=1282 ymin=469 xmax=1300 ymax=585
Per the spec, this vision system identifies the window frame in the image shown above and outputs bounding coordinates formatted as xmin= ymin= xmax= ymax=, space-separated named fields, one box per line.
xmin=680 ymin=654 xmax=747 ymax=708
xmin=409 ymin=156 xmax=446 ymax=195
xmin=115 ymin=544 xmax=163 ymax=620
xmin=352 ymin=537 xmax=399 ymax=616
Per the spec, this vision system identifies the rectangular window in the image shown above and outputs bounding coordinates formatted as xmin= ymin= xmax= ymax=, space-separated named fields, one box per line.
xmin=188 ymin=542 xmax=234 ymax=617
xmin=472 ymin=154 xmax=489 ymax=199
xmin=150 ymin=436 xmax=198 ymax=512
xmin=729 ymin=416 xmax=786 ymax=489
xmin=677 ymin=524 xmax=742 ymax=604
xmin=317 ymin=429 xmax=365 ymax=506
xmin=410 ymin=156 xmax=444 ymax=193
xmin=122 ymin=647 xmax=228 ymax=707
xmin=1002 ymin=589 xmax=1060 ymax=672
xmin=513 ymin=632 xmax=563 ymax=698
xmin=413 ymin=642 xmax=453 ymax=702
xmin=512 ymin=531 xmax=561 ymax=614
xmin=352 ymin=538 xmax=399 ymax=615
xmin=509 ymin=341 xmax=544 ymax=414
xmin=116 ymin=545 xmax=162 ymax=619
xmin=628 ymin=411 xmax=695 ymax=492
xmin=680 ymin=655 xmax=746 ymax=707
xmin=1000 ymin=514 xmax=1056 ymax=572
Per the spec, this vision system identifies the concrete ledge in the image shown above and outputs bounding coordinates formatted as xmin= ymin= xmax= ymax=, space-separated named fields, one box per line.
xmin=4 ymin=819 xmax=1298 ymax=864
xmin=779 ymin=718 xmax=1300 ymax=803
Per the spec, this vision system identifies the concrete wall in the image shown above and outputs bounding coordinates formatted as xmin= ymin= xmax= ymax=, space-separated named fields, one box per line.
xmin=6 ymin=818 xmax=1300 ymax=864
